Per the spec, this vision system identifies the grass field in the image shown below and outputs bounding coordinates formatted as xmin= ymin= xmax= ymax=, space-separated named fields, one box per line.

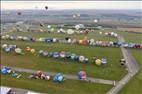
xmin=117 ymin=31 xmax=142 ymax=43
xmin=118 ymin=31 xmax=142 ymax=94
xmin=1 ymin=39 xmax=126 ymax=80
xmin=1 ymin=73 xmax=112 ymax=94
xmin=1 ymin=28 xmax=142 ymax=94
xmin=118 ymin=49 xmax=142 ymax=94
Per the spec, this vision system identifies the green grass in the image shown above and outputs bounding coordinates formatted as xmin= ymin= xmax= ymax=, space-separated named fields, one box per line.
xmin=117 ymin=31 xmax=142 ymax=94
xmin=1 ymin=40 xmax=126 ymax=80
xmin=118 ymin=49 xmax=142 ymax=94
xmin=117 ymin=31 xmax=142 ymax=43
xmin=1 ymin=73 xmax=112 ymax=94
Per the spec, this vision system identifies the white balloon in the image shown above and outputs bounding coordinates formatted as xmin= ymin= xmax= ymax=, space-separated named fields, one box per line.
xmin=75 ymin=25 xmax=80 ymax=30
xmin=67 ymin=29 xmax=74 ymax=35
xmin=15 ymin=48 xmax=22 ymax=54
xmin=94 ymin=19 xmax=98 ymax=23
xmin=47 ymin=25 xmax=51 ymax=29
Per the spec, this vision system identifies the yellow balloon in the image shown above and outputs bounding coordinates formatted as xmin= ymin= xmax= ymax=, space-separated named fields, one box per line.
xmin=31 ymin=49 xmax=35 ymax=53
xmin=79 ymin=40 xmax=83 ymax=44
xmin=95 ymin=59 xmax=101 ymax=65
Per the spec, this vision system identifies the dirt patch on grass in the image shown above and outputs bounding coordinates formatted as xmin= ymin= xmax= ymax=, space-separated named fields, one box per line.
xmin=117 ymin=27 xmax=142 ymax=33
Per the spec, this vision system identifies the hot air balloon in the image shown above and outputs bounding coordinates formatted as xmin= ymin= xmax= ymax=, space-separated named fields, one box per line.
xmin=15 ymin=48 xmax=22 ymax=55
xmin=45 ymin=6 xmax=48 ymax=10
xmin=95 ymin=59 xmax=101 ymax=65
xmin=60 ymin=51 xmax=65 ymax=58
xmin=4 ymin=47 xmax=11 ymax=53
xmin=53 ymin=73 xmax=65 ymax=82
xmin=67 ymin=29 xmax=74 ymax=35
xmin=101 ymin=58 xmax=107 ymax=64
xmin=17 ymin=12 xmax=22 ymax=16
xmin=30 ymin=48 xmax=35 ymax=54
xmin=79 ymin=56 xmax=85 ymax=62
xmin=2 ymin=44 xmax=8 ymax=49
xmin=77 ymin=71 xmax=87 ymax=80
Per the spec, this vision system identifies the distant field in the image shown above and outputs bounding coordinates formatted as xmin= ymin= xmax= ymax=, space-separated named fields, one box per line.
xmin=117 ymin=27 xmax=142 ymax=33
xmin=116 ymin=31 xmax=142 ymax=43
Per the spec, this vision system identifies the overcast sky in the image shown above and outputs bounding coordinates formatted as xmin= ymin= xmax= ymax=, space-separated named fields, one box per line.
xmin=1 ymin=1 xmax=142 ymax=10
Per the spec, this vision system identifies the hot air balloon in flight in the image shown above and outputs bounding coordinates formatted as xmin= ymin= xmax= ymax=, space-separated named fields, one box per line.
xmin=45 ymin=6 xmax=48 ymax=10
xmin=17 ymin=12 xmax=22 ymax=16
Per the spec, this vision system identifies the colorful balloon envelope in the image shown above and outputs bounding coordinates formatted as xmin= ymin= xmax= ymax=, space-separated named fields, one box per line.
xmin=65 ymin=52 xmax=71 ymax=58
xmin=70 ymin=53 xmax=76 ymax=60
xmin=38 ymin=50 xmax=44 ymax=55
xmin=101 ymin=58 xmax=107 ymax=64
xmin=31 ymin=49 xmax=35 ymax=53
xmin=77 ymin=71 xmax=87 ymax=80
xmin=15 ymin=48 xmax=22 ymax=54
xmin=2 ymin=44 xmax=8 ymax=49
xmin=95 ymin=59 xmax=101 ymax=65
xmin=4 ymin=47 xmax=11 ymax=52
xmin=42 ymin=51 xmax=48 ymax=56
xmin=79 ymin=56 xmax=85 ymax=62
xmin=79 ymin=40 xmax=83 ymax=44
xmin=60 ymin=51 xmax=65 ymax=58
xmin=53 ymin=73 xmax=64 ymax=82
xmin=48 ymin=52 xmax=53 ymax=57
xmin=53 ymin=52 xmax=60 ymax=58
xmin=83 ymin=58 xmax=89 ymax=64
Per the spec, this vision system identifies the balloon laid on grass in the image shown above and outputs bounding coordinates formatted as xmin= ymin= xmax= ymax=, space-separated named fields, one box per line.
xmin=67 ymin=29 xmax=74 ymax=35
xmin=26 ymin=47 xmax=31 ymax=52
xmin=60 ymin=51 xmax=65 ymax=58
xmin=2 ymin=44 xmax=8 ymax=49
xmin=53 ymin=52 xmax=60 ymax=58
xmin=75 ymin=24 xmax=80 ymax=30
xmin=4 ymin=47 xmax=11 ymax=52
xmin=79 ymin=56 xmax=85 ymax=62
xmin=15 ymin=48 xmax=23 ymax=55
xmin=1 ymin=36 xmax=6 ymax=40
xmin=83 ymin=58 xmax=89 ymax=64
xmin=71 ymin=53 xmax=76 ymax=60
xmin=30 ymin=48 xmax=35 ymax=54
xmin=53 ymin=73 xmax=65 ymax=82
xmin=95 ymin=59 xmax=101 ymax=65
xmin=42 ymin=51 xmax=48 ymax=57
xmin=101 ymin=58 xmax=107 ymax=64
xmin=77 ymin=71 xmax=87 ymax=80
xmin=79 ymin=40 xmax=83 ymax=44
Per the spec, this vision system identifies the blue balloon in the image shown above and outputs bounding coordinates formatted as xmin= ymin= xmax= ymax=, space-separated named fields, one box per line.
xmin=1 ymin=68 xmax=7 ymax=74
xmin=4 ymin=47 xmax=11 ymax=52
xmin=53 ymin=73 xmax=64 ymax=82
xmin=83 ymin=58 xmax=89 ymax=64
xmin=48 ymin=52 xmax=53 ymax=57
xmin=53 ymin=52 xmax=59 ymax=58
xmin=101 ymin=58 xmax=107 ymax=64
xmin=12 ymin=73 xmax=18 ymax=77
